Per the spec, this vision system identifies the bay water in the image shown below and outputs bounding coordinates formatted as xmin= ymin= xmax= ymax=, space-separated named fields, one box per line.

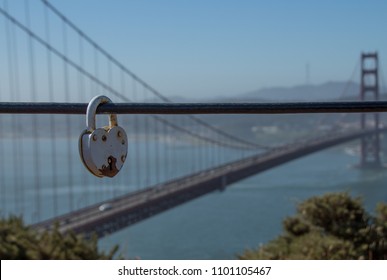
xmin=1 ymin=132 xmax=386 ymax=259
xmin=98 ymin=144 xmax=387 ymax=259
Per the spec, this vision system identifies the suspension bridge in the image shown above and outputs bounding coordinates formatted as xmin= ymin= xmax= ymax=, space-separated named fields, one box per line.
xmin=0 ymin=0 xmax=386 ymax=239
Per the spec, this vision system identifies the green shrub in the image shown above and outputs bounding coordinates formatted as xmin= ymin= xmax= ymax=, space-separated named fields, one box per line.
xmin=0 ymin=216 xmax=118 ymax=259
xmin=239 ymin=192 xmax=387 ymax=260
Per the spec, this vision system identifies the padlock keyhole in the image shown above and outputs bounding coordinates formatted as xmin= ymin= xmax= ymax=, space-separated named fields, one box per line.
xmin=108 ymin=157 xmax=113 ymax=171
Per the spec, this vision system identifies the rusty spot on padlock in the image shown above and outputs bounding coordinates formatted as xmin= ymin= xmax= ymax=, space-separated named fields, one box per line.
xmin=99 ymin=156 xmax=119 ymax=178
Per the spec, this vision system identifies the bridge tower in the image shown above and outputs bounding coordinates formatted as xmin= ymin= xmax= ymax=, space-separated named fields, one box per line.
xmin=360 ymin=52 xmax=381 ymax=168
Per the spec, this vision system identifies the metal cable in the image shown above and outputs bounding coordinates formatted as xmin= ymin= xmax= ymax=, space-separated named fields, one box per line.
xmin=0 ymin=6 xmax=254 ymax=150
xmin=43 ymin=2 xmax=59 ymax=217
xmin=24 ymin=0 xmax=41 ymax=222
xmin=4 ymin=0 xmax=20 ymax=214
xmin=316 ymin=59 xmax=360 ymax=128
xmin=40 ymin=0 xmax=265 ymax=149
xmin=64 ymin=19 xmax=76 ymax=212
xmin=0 ymin=101 xmax=386 ymax=114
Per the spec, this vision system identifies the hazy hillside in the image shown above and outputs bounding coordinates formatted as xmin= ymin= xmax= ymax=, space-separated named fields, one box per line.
xmin=211 ymin=82 xmax=359 ymax=102
xmin=238 ymin=81 xmax=360 ymax=102
xmin=192 ymin=81 xmax=387 ymax=145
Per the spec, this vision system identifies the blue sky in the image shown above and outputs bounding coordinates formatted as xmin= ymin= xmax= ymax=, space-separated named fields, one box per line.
xmin=5 ymin=0 xmax=387 ymax=99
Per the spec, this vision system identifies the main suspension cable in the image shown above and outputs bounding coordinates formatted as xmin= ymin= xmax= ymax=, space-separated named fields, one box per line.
xmin=40 ymin=0 xmax=265 ymax=149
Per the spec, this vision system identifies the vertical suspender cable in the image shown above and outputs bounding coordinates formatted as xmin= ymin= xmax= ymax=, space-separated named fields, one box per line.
xmin=106 ymin=58 xmax=114 ymax=198
xmin=92 ymin=45 xmax=101 ymax=202
xmin=170 ymin=116 xmax=176 ymax=179
xmin=25 ymin=0 xmax=41 ymax=222
xmin=78 ymin=31 xmax=90 ymax=206
xmin=0 ymin=98 xmax=4 ymax=215
xmin=0 ymin=1 xmax=7 ymax=215
xmin=119 ymin=66 xmax=126 ymax=189
xmin=181 ymin=116 xmax=187 ymax=176
xmin=162 ymin=116 xmax=168 ymax=182
xmin=13 ymin=1 xmax=23 ymax=215
xmin=132 ymin=78 xmax=141 ymax=190
xmin=153 ymin=115 xmax=161 ymax=184
xmin=4 ymin=0 xmax=19 ymax=214
xmin=62 ymin=20 xmax=74 ymax=212
xmin=144 ymin=86 xmax=150 ymax=186
xmin=44 ymin=3 xmax=59 ymax=217
xmin=201 ymin=125 xmax=205 ymax=171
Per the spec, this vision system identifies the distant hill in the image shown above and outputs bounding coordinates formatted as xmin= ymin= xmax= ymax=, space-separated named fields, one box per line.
xmin=159 ymin=81 xmax=387 ymax=103
xmin=241 ymin=81 xmax=359 ymax=101
xmin=183 ymin=81 xmax=387 ymax=144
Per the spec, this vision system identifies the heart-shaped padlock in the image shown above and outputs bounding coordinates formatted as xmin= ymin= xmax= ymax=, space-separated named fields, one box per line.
xmin=79 ymin=95 xmax=128 ymax=178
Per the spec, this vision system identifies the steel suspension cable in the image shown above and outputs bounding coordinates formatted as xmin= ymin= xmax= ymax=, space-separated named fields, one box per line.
xmin=43 ymin=2 xmax=59 ymax=216
xmin=0 ymin=6 xmax=254 ymax=150
xmin=77 ymin=22 xmax=90 ymax=205
xmin=316 ymin=58 xmax=361 ymax=128
xmin=24 ymin=0 xmax=41 ymax=222
xmin=61 ymin=19 xmax=75 ymax=212
xmin=40 ymin=0 xmax=266 ymax=150
xmin=4 ymin=0 xmax=20 ymax=214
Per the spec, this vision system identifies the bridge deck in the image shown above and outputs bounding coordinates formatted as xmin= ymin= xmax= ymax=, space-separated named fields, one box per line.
xmin=32 ymin=128 xmax=385 ymax=238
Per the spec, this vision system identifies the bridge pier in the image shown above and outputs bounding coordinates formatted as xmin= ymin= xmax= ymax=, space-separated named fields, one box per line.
xmin=359 ymin=52 xmax=382 ymax=168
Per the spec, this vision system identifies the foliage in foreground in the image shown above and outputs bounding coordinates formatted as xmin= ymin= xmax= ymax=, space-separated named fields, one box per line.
xmin=239 ymin=192 xmax=387 ymax=260
xmin=0 ymin=216 xmax=119 ymax=259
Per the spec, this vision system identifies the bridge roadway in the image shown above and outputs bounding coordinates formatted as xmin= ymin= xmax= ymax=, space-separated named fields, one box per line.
xmin=32 ymin=128 xmax=386 ymax=238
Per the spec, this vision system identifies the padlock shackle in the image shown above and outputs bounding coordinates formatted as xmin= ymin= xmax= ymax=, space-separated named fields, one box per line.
xmin=86 ymin=95 xmax=118 ymax=131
